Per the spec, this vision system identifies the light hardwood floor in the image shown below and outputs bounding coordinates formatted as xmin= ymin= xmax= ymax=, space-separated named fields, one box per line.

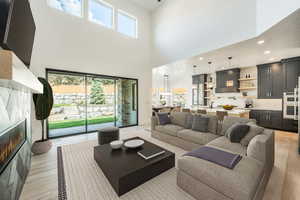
xmin=20 ymin=127 xmax=300 ymax=200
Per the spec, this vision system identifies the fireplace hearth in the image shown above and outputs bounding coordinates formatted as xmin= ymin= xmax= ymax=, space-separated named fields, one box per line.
xmin=0 ymin=120 xmax=26 ymax=175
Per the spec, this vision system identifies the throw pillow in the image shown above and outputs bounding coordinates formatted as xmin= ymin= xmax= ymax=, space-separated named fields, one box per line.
xmin=221 ymin=116 xmax=256 ymax=136
xmin=184 ymin=113 xmax=194 ymax=129
xmin=240 ymin=123 xmax=264 ymax=146
xmin=156 ymin=112 xmax=171 ymax=125
xmin=226 ymin=123 xmax=250 ymax=143
xmin=192 ymin=115 xmax=209 ymax=132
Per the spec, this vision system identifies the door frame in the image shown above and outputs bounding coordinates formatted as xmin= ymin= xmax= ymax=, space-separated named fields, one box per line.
xmin=45 ymin=68 xmax=139 ymax=139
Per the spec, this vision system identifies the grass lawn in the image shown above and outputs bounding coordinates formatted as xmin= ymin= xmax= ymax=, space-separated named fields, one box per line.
xmin=49 ymin=116 xmax=115 ymax=130
xmin=53 ymin=103 xmax=72 ymax=108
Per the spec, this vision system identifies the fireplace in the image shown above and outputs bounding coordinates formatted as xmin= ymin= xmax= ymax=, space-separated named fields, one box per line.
xmin=0 ymin=119 xmax=26 ymax=175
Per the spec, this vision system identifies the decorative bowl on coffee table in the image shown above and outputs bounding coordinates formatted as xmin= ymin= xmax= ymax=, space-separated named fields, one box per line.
xmin=110 ymin=140 xmax=123 ymax=149
xmin=124 ymin=139 xmax=144 ymax=148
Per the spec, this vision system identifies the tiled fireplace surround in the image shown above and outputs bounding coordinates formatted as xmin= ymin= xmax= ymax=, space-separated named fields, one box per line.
xmin=0 ymin=86 xmax=32 ymax=200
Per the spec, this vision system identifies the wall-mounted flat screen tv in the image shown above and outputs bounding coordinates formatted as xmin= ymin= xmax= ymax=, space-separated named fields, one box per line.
xmin=0 ymin=0 xmax=36 ymax=67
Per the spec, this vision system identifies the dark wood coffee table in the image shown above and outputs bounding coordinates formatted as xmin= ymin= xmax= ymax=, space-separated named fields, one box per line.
xmin=94 ymin=137 xmax=175 ymax=196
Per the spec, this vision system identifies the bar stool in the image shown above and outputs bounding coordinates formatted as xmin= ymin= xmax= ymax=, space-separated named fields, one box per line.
xmin=216 ymin=111 xmax=228 ymax=122
xmin=182 ymin=108 xmax=191 ymax=113
xmin=197 ymin=109 xmax=207 ymax=114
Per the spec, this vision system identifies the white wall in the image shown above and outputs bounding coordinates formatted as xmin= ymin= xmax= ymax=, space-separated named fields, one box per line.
xmin=152 ymin=0 xmax=257 ymax=67
xmin=29 ymin=0 xmax=152 ymax=140
xmin=151 ymin=0 xmax=300 ymax=68
xmin=257 ymin=0 xmax=300 ymax=34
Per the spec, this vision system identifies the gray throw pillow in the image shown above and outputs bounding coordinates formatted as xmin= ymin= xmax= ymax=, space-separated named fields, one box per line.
xmin=201 ymin=114 xmax=218 ymax=134
xmin=226 ymin=123 xmax=250 ymax=143
xmin=156 ymin=112 xmax=171 ymax=125
xmin=192 ymin=115 xmax=209 ymax=132
xmin=221 ymin=116 xmax=256 ymax=136
xmin=184 ymin=113 xmax=194 ymax=129
xmin=240 ymin=122 xmax=264 ymax=146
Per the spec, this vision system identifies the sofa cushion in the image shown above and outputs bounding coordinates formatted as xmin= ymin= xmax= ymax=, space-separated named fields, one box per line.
xmin=155 ymin=124 xmax=184 ymax=137
xmin=178 ymin=129 xmax=219 ymax=145
xmin=156 ymin=112 xmax=171 ymax=125
xmin=240 ymin=123 xmax=264 ymax=146
xmin=178 ymin=155 xmax=264 ymax=200
xmin=192 ymin=115 xmax=209 ymax=132
xmin=206 ymin=136 xmax=247 ymax=155
xmin=221 ymin=116 xmax=256 ymax=136
xmin=202 ymin=114 xmax=218 ymax=135
xmin=170 ymin=112 xmax=189 ymax=127
xmin=184 ymin=113 xmax=194 ymax=129
xmin=226 ymin=123 xmax=250 ymax=143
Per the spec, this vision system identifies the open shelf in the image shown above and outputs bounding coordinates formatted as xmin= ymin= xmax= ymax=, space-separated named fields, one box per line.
xmin=239 ymin=87 xmax=257 ymax=90
xmin=238 ymin=78 xmax=256 ymax=81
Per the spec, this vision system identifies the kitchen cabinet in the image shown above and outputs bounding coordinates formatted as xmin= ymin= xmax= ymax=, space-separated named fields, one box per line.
xmin=257 ymin=62 xmax=283 ymax=99
xmin=216 ymin=68 xmax=240 ymax=93
xmin=250 ymin=110 xmax=287 ymax=131
xmin=282 ymin=119 xmax=298 ymax=132
xmin=282 ymin=57 xmax=300 ymax=92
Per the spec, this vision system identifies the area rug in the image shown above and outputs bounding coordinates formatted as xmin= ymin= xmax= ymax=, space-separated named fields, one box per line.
xmin=57 ymin=134 xmax=195 ymax=200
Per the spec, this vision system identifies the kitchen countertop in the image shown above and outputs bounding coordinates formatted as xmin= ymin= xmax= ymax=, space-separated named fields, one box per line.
xmin=191 ymin=107 xmax=250 ymax=114
xmin=192 ymin=106 xmax=282 ymax=112
xmin=243 ymin=107 xmax=283 ymax=111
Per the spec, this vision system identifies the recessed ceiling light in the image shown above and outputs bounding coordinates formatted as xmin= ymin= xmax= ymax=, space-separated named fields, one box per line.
xmin=257 ymin=40 xmax=265 ymax=45
xmin=199 ymin=57 xmax=204 ymax=60
xmin=264 ymin=50 xmax=271 ymax=55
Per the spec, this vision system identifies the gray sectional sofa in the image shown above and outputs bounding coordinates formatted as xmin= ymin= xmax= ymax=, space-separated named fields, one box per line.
xmin=151 ymin=112 xmax=274 ymax=200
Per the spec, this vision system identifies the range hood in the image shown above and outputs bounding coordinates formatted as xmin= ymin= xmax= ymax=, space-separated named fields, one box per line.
xmin=0 ymin=50 xmax=43 ymax=93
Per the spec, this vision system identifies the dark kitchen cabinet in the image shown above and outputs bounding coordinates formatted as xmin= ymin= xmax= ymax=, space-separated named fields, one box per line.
xmin=250 ymin=110 xmax=283 ymax=130
xmin=216 ymin=68 xmax=240 ymax=93
xmin=258 ymin=65 xmax=272 ymax=99
xmin=271 ymin=63 xmax=284 ymax=98
xmin=270 ymin=111 xmax=284 ymax=130
xmin=282 ymin=119 xmax=298 ymax=132
xmin=257 ymin=62 xmax=283 ymax=99
xmin=282 ymin=57 xmax=300 ymax=92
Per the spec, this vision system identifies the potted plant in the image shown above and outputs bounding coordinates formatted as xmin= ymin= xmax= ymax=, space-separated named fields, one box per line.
xmin=31 ymin=77 xmax=54 ymax=155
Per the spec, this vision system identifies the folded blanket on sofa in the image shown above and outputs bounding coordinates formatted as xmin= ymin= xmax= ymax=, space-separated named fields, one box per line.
xmin=184 ymin=146 xmax=242 ymax=169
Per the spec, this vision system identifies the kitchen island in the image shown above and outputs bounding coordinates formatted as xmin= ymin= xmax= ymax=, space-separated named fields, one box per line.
xmin=191 ymin=107 xmax=250 ymax=119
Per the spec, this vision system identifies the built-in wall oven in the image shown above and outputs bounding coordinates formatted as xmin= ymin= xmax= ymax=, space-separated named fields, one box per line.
xmin=283 ymin=78 xmax=300 ymax=154
xmin=283 ymin=88 xmax=298 ymax=120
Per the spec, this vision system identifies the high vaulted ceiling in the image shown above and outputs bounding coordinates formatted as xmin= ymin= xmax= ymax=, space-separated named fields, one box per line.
xmin=128 ymin=0 xmax=164 ymax=11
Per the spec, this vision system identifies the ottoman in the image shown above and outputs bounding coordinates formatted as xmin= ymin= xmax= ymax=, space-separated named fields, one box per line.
xmin=98 ymin=126 xmax=120 ymax=145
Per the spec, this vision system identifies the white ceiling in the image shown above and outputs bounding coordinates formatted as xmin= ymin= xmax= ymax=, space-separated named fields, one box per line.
xmin=128 ymin=0 xmax=163 ymax=11
xmin=186 ymin=9 xmax=300 ymax=73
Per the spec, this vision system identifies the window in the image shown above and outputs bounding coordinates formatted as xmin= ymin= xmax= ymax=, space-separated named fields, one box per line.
xmin=89 ymin=0 xmax=114 ymax=29
xmin=117 ymin=10 xmax=137 ymax=38
xmin=48 ymin=0 xmax=83 ymax=17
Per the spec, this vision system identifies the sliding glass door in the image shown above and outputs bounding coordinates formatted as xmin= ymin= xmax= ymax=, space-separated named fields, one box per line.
xmin=47 ymin=72 xmax=87 ymax=138
xmin=46 ymin=69 xmax=138 ymax=138
xmin=86 ymin=76 xmax=116 ymax=132
xmin=116 ymin=78 xmax=138 ymax=127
